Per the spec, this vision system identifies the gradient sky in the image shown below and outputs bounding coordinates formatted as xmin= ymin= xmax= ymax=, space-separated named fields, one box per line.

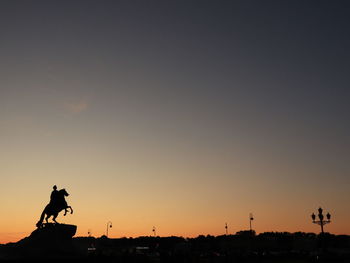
xmin=1 ymin=1 xmax=350 ymax=243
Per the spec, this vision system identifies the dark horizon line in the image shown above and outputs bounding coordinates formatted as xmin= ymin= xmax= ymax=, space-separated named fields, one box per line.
xmin=2 ymin=230 xmax=349 ymax=246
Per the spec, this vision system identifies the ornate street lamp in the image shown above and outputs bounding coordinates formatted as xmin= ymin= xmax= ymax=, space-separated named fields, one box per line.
xmin=106 ymin=221 xmax=113 ymax=238
xmin=311 ymin=207 xmax=331 ymax=234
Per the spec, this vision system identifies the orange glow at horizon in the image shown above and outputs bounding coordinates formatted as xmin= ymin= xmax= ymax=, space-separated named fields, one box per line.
xmin=1 ymin=173 xmax=349 ymax=244
xmin=1 ymin=132 xmax=349 ymax=244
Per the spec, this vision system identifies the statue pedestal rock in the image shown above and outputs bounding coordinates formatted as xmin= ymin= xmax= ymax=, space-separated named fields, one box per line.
xmin=13 ymin=223 xmax=78 ymax=259
xmin=29 ymin=223 xmax=77 ymax=242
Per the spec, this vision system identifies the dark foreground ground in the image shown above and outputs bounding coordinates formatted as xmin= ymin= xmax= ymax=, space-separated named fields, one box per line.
xmin=1 ymin=225 xmax=350 ymax=262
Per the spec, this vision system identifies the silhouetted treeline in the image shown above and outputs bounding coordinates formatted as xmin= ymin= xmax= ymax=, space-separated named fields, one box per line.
xmin=1 ymin=231 xmax=350 ymax=262
xmin=70 ymin=232 xmax=350 ymax=262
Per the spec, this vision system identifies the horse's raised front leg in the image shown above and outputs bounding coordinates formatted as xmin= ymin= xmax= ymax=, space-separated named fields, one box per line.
xmin=64 ymin=206 xmax=73 ymax=215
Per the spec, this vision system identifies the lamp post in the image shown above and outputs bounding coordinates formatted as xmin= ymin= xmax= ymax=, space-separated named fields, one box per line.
xmin=225 ymin=223 xmax=228 ymax=235
xmin=249 ymin=213 xmax=254 ymax=232
xmin=311 ymin=207 xmax=331 ymax=234
xmin=106 ymin=221 xmax=113 ymax=238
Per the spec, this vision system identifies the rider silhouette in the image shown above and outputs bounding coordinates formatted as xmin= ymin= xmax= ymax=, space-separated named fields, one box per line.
xmin=49 ymin=185 xmax=70 ymax=215
xmin=50 ymin=185 xmax=59 ymax=208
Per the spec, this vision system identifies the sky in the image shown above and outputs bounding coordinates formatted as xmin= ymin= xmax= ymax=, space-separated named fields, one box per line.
xmin=1 ymin=1 xmax=350 ymax=243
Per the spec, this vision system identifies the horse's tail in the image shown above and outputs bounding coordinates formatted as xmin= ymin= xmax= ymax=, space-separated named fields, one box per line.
xmin=36 ymin=205 xmax=47 ymax=228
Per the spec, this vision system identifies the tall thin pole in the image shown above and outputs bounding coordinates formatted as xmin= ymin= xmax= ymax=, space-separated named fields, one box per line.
xmin=249 ymin=213 xmax=254 ymax=232
xmin=106 ymin=221 xmax=112 ymax=238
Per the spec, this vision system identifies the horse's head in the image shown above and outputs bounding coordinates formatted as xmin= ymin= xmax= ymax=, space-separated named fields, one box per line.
xmin=59 ymin=188 xmax=69 ymax=197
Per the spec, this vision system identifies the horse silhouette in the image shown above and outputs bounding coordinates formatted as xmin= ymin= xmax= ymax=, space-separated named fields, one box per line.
xmin=36 ymin=188 xmax=73 ymax=228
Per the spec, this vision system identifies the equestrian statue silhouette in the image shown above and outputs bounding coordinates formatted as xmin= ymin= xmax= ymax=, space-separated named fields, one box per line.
xmin=36 ymin=185 xmax=73 ymax=228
